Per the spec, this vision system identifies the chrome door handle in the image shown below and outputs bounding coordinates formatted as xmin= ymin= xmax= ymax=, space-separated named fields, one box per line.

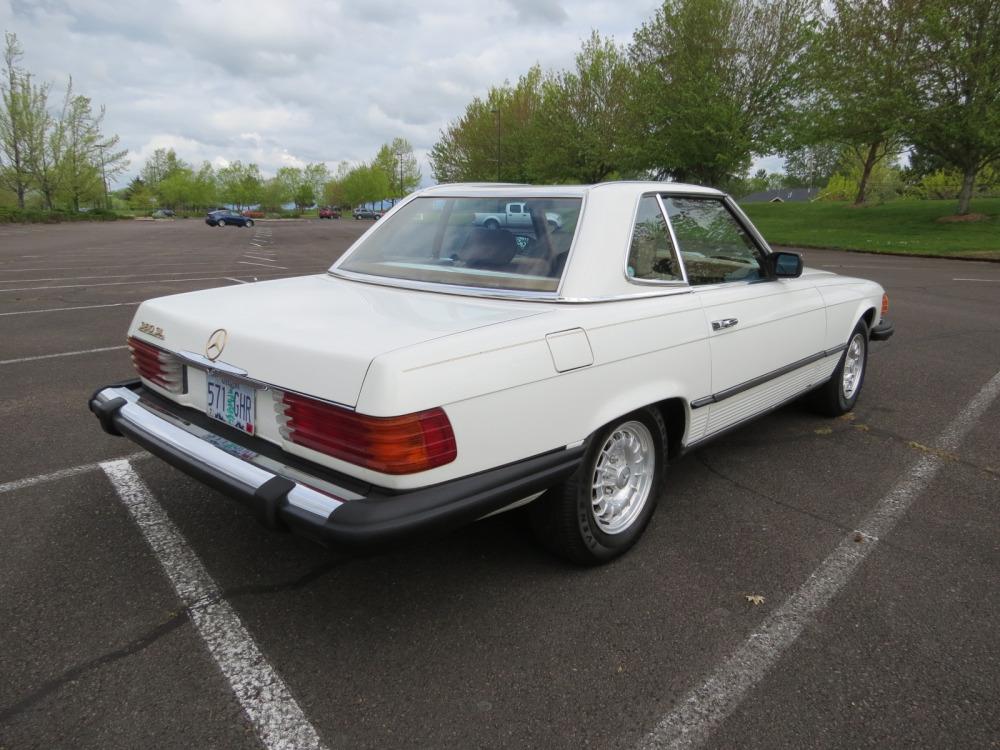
xmin=712 ymin=318 xmax=739 ymax=331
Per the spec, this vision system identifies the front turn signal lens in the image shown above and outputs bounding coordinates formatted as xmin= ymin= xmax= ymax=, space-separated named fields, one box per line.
xmin=881 ymin=293 xmax=889 ymax=316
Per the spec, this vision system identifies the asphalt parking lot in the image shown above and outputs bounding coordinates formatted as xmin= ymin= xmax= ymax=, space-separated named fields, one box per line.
xmin=1 ymin=217 xmax=997 ymax=750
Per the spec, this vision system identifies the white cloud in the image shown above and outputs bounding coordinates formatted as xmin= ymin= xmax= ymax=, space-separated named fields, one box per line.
xmin=0 ymin=0 xmax=658 ymax=185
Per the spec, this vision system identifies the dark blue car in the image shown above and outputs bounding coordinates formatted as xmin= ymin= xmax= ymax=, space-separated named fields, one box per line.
xmin=206 ymin=209 xmax=254 ymax=228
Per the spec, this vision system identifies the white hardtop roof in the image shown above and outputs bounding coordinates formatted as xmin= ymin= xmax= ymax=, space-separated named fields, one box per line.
xmin=417 ymin=181 xmax=725 ymax=199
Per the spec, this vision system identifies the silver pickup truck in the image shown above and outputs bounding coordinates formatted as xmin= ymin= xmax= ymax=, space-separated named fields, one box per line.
xmin=473 ymin=202 xmax=563 ymax=231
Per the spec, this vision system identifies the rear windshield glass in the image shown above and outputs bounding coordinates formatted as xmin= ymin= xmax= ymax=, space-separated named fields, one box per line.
xmin=336 ymin=196 xmax=582 ymax=293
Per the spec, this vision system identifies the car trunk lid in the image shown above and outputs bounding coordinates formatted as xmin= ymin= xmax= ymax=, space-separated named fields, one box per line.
xmin=130 ymin=274 xmax=548 ymax=407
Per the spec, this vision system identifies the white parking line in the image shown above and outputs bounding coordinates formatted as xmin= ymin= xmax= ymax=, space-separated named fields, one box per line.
xmin=953 ymin=278 xmax=1000 ymax=283
xmin=0 ymin=302 xmax=141 ymax=317
xmin=0 ymin=276 xmax=249 ymax=293
xmin=100 ymin=460 xmax=327 ymax=750
xmin=0 ymin=271 xmax=269 ymax=284
xmin=0 ymin=262 xmax=253 ymax=272
xmin=244 ymin=255 xmax=276 ymax=263
xmin=0 ymin=452 xmax=146 ymax=494
xmin=239 ymin=261 xmax=287 ymax=269
xmin=224 ymin=277 xmax=250 ymax=284
xmin=0 ymin=345 xmax=128 ymax=365
xmin=639 ymin=368 xmax=1000 ymax=750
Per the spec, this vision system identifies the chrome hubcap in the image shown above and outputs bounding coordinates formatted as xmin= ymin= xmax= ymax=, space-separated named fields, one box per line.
xmin=842 ymin=333 xmax=865 ymax=399
xmin=590 ymin=420 xmax=655 ymax=535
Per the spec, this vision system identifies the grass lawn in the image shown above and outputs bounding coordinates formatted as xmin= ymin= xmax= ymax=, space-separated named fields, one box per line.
xmin=740 ymin=198 xmax=1000 ymax=260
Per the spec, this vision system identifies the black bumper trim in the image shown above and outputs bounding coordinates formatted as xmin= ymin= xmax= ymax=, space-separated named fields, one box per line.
xmin=870 ymin=319 xmax=894 ymax=341
xmin=90 ymin=383 xmax=585 ymax=548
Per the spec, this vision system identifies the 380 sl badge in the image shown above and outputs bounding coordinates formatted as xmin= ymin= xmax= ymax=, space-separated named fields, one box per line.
xmin=137 ymin=321 xmax=164 ymax=340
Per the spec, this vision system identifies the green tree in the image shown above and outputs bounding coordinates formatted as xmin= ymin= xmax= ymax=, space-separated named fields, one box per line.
xmin=270 ymin=166 xmax=299 ymax=209
xmin=259 ymin=174 xmax=290 ymax=212
xmin=0 ymin=32 xmax=39 ymax=208
xmin=373 ymin=138 xmax=420 ymax=196
xmin=157 ymin=167 xmax=196 ymax=209
xmin=217 ymin=161 xmax=262 ymax=209
xmin=905 ymin=0 xmax=1000 ymax=214
xmin=782 ymin=142 xmax=845 ymax=188
xmin=190 ymin=161 xmax=218 ymax=208
xmin=141 ymin=148 xmax=187 ymax=190
xmin=340 ymin=163 xmax=391 ymax=207
xmin=529 ymin=32 xmax=633 ymax=183
xmin=23 ymin=77 xmax=66 ymax=210
xmin=802 ymin=0 xmax=922 ymax=204
xmin=58 ymin=86 xmax=128 ymax=210
xmin=430 ymin=67 xmax=543 ymax=183
xmin=628 ymin=0 xmax=820 ymax=186
xmin=322 ymin=178 xmax=345 ymax=208
xmin=301 ymin=162 xmax=329 ymax=206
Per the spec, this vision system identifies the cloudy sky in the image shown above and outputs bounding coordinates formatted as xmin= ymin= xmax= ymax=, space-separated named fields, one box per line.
xmin=1 ymin=0 xmax=667 ymax=186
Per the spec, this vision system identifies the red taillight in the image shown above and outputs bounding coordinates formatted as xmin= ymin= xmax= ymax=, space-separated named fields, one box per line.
xmin=278 ymin=391 xmax=457 ymax=475
xmin=881 ymin=293 xmax=889 ymax=316
xmin=128 ymin=336 xmax=184 ymax=394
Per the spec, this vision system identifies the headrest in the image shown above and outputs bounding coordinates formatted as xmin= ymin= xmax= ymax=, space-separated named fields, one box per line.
xmin=462 ymin=228 xmax=518 ymax=266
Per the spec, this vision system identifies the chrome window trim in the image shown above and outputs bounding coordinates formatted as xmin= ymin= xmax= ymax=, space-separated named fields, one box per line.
xmin=327 ymin=268 xmax=562 ymax=301
xmin=327 ymin=267 xmax=694 ymax=304
xmin=657 ymin=192 xmax=690 ymax=285
xmin=552 ymin=190 xmax=588 ymax=297
xmin=660 ymin=193 xmax=773 ymax=288
xmin=725 ymin=196 xmax=775 ymax=257
xmin=622 ymin=192 xmax=689 ymax=289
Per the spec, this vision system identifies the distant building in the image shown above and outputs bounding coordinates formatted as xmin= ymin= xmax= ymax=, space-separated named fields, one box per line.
xmin=739 ymin=187 xmax=820 ymax=203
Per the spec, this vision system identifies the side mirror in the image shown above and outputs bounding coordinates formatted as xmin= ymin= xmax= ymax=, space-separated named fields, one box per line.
xmin=769 ymin=251 xmax=803 ymax=278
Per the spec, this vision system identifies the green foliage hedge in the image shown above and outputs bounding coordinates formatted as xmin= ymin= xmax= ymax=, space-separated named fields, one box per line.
xmin=0 ymin=207 xmax=123 ymax=224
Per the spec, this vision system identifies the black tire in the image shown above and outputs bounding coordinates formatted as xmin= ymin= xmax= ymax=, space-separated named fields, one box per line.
xmin=810 ymin=319 xmax=869 ymax=417
xmin=484 ymin=218 xmax=499 ymax=230
xmin=246 ymin=219 xmax=254 ymax=227
xmin=530 ymin=407 xmax=667 ymax=565
xmin=218 ymin=220 xmax=226 ymax=227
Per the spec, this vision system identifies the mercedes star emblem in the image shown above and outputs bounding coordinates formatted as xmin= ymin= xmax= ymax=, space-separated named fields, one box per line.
xmin=205 ymin=328 xmax=228 ymax=361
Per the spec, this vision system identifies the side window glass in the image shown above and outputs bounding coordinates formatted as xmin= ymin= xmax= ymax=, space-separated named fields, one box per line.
xmin=662 ymin=197 xmax=763 ymax=285
xmin=626 ymin=196 xmax=682 ymax=282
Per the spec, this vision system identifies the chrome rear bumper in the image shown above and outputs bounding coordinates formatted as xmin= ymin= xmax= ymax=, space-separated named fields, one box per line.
xmin=90 ymin=382 xmax=585 ymax=548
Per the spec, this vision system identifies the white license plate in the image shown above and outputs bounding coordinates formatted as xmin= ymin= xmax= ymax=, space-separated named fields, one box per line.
xmin=207 ymin=374 xmax=256 ymax=436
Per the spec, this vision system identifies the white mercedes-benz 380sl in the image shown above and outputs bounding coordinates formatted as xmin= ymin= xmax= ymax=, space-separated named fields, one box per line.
xmin=91 ymin=182 xmax=894 ymax=564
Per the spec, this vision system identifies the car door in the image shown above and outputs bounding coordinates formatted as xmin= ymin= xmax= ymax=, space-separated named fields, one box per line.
xmin=660 ymin=195 xmax=827 ymax=439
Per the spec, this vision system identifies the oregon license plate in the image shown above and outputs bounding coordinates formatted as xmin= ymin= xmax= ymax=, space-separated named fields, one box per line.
xmin=207 ymin=374 xmax=256 ymax=435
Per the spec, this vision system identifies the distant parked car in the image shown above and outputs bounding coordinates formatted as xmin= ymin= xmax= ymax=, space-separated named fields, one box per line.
xmin=353 ymin=207 xmax=378 ymax=220
xmin=206 ymin=209 xmax=254 ymax=228
xmin=319 ymin=207 xmax=341 ymax=219
xmin=151 ymin=209 xmax=175 ymax=219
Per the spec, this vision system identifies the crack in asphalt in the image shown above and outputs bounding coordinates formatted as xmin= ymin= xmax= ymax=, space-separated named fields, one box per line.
xmin=222 ymin=557 xmax=348 ymax=599
xmin=0 ymin=557 xmax=345 ymax=727
xmin=0 ymin=610 xmax=190 ymax=725
xmin=693 ymin=452 xmax=858 ymax=536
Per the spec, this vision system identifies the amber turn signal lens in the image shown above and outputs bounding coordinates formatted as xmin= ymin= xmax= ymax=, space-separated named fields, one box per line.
xmin=881 ymin=293 xmax=889 ymax=315
xmin=278 ymin=391 xmax=457 ymax=475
